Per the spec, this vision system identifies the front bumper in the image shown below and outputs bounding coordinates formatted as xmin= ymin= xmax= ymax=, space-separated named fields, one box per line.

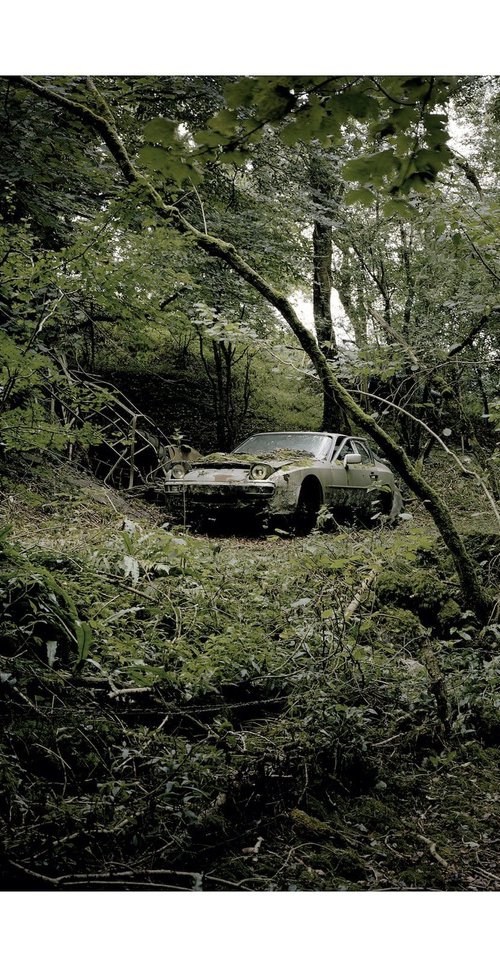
xmin=162 ymin=480 xmax=276 ymax=515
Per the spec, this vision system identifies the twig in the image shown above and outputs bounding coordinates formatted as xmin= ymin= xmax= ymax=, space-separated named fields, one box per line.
xmin=190 ymin=179 xmax=208 ymax=234
xmin=7 ymin=860 xmax=206 ymax=887
xmin=109 ymin=685 xmax=153 ymax=699
xmin=344 ymin=563 xmax=381 ymax=622
xmin=415 ymin=834 xmax=449 ymax=869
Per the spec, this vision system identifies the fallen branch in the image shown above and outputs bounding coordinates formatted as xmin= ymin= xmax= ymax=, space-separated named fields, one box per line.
xmin=343 ymin=563 xmax=381 ymax=622
xmin=8 ymin=860 xmax=204 ymax=887
xmin=415 ymin=834 xmax=449 ymax=869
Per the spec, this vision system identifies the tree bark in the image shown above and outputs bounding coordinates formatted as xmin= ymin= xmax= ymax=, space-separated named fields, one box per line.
xmin=310 ymin=156 xmax=350 ymax=433
xmin=312 ymin=219 xmax=334 ymax=352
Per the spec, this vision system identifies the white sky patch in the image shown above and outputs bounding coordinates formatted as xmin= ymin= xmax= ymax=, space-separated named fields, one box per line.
xmin=290 ymin=291 xmax=315 ymax=333
xmin=448 ymin=108 xmax=474 ymax=159
xmin=292 ymin=290 xmax=357 ymax=349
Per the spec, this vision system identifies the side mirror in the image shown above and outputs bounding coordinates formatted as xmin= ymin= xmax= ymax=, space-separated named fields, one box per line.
xmin=343 ymin=452 xmax=362 ymax=469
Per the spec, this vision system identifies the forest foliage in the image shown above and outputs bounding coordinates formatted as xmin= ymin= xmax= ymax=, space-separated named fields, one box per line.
xmin=0 ymin=75 xmax=499 ymax=891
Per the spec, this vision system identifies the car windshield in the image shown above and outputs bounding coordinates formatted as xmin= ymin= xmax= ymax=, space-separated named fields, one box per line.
xmin=233 ymin=433 xmax=332 ymax=459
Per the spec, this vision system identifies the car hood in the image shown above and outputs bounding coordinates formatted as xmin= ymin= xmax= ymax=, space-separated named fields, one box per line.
xmin=191 ymin=459 xmax=287 ymax=472
xmin=183 ymin=453 xmax=317 ymax=481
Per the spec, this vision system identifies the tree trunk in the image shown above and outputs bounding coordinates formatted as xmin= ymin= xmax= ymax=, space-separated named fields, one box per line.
xmin=312 ymin=219 xmax=334 ymax=352
xmin=310 ymin=157 xmax=350 ymax=433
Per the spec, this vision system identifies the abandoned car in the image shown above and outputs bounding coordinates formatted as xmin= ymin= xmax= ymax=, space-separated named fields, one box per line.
xmin=162 ymin=431 xmax=403 ymax=530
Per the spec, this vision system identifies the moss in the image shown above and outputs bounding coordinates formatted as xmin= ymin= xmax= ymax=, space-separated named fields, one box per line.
xmin=351 ymin=796 xmax=399 ymax=832
xmin=398 ymin=866 xmax=446 ymax=888
xmin=326 ymin=846 xmax=367 ymax=881
xmin=437 ymin=599 xmax=462 ymax=632
xmin=359 ymin=607 xmax=424 ymax=651
xmin=376 ymin=569 xmax=451 ymax=626
xmin=296 ymin=842 xmax=367 ymax=883
xmin=290 ymin=808 xmax=332 ymax=838
xmin=470 ymin=703 xmax=500 ymax=745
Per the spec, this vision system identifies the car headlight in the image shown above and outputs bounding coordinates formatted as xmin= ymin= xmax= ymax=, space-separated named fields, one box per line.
xmin=171 ymin=464 xmax=186 ymax=479
xmin=249 ymin=463 xmax=272 ymax=481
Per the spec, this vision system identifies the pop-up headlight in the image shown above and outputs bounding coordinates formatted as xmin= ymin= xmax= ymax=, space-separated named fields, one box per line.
xmin=249 ymin=463 xmax=272 ymax=481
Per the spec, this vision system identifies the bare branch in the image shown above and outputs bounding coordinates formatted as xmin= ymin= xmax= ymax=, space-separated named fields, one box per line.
xmin=367 ymin=305 xmax=420 ymax=368
xmin=446 ymin=308 xmax=500 ymax=359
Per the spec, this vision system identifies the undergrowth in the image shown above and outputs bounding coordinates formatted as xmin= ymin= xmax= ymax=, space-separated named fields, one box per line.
xmin=1 ymin=457 xmax=500 ymax=891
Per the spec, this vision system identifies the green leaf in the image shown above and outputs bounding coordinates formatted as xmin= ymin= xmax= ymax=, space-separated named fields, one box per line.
xmin=220 ymin=150 xmax=250 ymax=167
xmin=195 ymin=130 xmax=231 ymax=148
xmin=401 ymin=76 xmax=429 ymax=91
xmin=75 ymin=621 xmax=92 ymax=662
xmin=207 ymin=109 xmax=238 ymax=136
xmin=143 ymin=117 xmax=179 ymax=147
xmin=335 ymin=91 xmax=380 ymax=120
xmin=224 ymin=77 xmax=257 ymax=109
xmin=383 ymin=198 xmax=416 ymax=218
xmin=254 ymin=80 xmax=294 ymax=120
xmin=344 ymin=188 xmax=377 ymax=206
xmin=281 ymin=121 xmax=301 ymax=146
xmin=413 ymin=147 xmax=452 ymax=176
xmin=317 ymin=111 xmax=342 ymax=142
xmin=169 ymin=158 xmax=203 ymax=187
xmin=343 ymin=150 xmax=398 ymax=186
xmin=138 ymin=145 xmax=171 ymax=175
xmin=423 ymin=113 xmax=450 ymax=148
xmin=138 ymin=147 xmax=202 ymax=186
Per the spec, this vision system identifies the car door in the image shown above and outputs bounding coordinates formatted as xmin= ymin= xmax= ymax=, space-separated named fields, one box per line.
xmin=324 ymin=438 xmax=360 ymax=511
xmin=355 ymin=441 xmax=398 ymax=514
xmin=349 ymin=439 xmax=380 ymax=511
xmin=336 ymin=438 xmax=375 ymax=511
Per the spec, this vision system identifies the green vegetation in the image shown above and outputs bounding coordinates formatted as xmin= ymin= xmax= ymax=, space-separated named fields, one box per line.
xmin=0 ymin=74 xmax=499 ymax=890
xmin=1 ymin=457 xmax=499 ymax=890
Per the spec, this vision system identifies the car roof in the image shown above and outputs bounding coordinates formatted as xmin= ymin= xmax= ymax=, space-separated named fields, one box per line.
xmin=246 ymin=431 xmax=339 ymax=437
xmin=244 ymin=432 xmax=368 ymax=442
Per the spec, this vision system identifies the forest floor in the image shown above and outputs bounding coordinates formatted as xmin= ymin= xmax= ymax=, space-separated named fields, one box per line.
xmin=1 ymin=454 xmax=500 ymax=891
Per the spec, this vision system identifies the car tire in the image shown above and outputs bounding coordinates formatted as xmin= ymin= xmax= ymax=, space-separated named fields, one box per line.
xmin=375 ymin=487 xmax=402 ymax=526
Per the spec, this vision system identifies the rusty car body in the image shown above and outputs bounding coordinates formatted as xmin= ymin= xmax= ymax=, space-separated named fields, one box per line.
xmin=162 ymin=431 xmax=403 ymax=531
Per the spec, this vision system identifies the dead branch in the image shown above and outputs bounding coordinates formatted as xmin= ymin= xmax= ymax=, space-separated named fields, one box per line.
xmin=367 ymin=305 xmax=420 ymax=368
xmin=415 ymin=834 xmax=449 ymax=869
xmin=343 ymin=564 xmax=381 ymax=622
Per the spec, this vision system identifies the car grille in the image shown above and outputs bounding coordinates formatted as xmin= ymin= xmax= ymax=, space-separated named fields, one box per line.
xmin=163 ymin=483 xmax=274 ymax=503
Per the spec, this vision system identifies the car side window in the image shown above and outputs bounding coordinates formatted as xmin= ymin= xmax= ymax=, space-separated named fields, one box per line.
xmin=334 ymin=439 xmax=355 ymax=461
xmin=352 ymin=441 xmax=374 ymax=465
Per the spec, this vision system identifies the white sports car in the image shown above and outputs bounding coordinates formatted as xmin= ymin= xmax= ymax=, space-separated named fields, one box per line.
xmin=162 ymin=431 xmax=402 ymax=531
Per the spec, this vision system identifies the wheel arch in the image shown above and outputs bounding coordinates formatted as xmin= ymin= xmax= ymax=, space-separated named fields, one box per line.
xmin=297 ymin=473 xmax=324 ymax=508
